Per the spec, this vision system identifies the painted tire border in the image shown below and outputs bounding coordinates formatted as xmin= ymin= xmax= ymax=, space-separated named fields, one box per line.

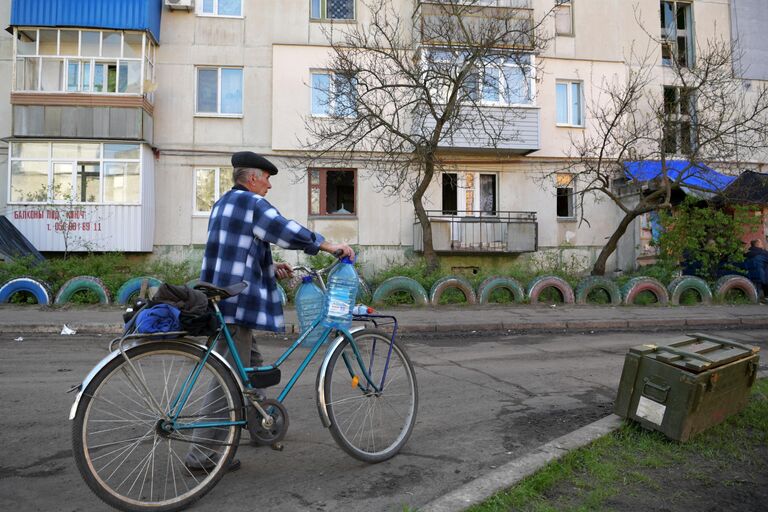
xmin=477 ymin=276 xmax=525 ymax=304
xmin=621 ymin=277 xmax=669 ymax=305
xmin=55 ymin=276 xmax=111 ymax=304
xmin=372 ymin=277 xmax=429 ymax=306
xmin=429 ymin=276 xmax=477 ymax=305
xmin=667 ymin=276 xmax=712 ymax=305
xmin=714 ymin=274 xmax=758 ymax=304
xmin=0 ymin=277 xmax=53 ymax=305
xmin=574 ymin=276 xmax=622 ymax=306
xmin=116 ymin=276 xmax=163 ymax=305
xmin=527 ymin=275 xmax=575 ymax=304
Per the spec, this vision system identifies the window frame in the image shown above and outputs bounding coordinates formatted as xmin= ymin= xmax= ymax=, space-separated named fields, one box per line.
xmin=307 ymin=168 xmax=358 ymax=217
xmin=310 ymin=0 xmax=356 ymax=22
xmin=197 ymin=0 xmax=244 ymax=18
xmin=556 ymin=173 xmax=576 ymax=219
xmin=555 ymin=0 xmax=574 ymax=37
xmin=194 ymin=66 xmax=244 ymax=117
xmin=555 ymin=79 xmax=584 ymax=127
xmin=310 ymin=70 xmax=358 ymax=118
xmin=193 ymin=167 xmax=234 ymax=215
xmin=12 ymin=27 xmax=151 ymax=96
xmin=662 ymin=85 xmax=696 ymax=156
xmin=660 ymin=1 xmax=694 ymax=68
xmin=8 ymin=141 xmax=142 ymax=205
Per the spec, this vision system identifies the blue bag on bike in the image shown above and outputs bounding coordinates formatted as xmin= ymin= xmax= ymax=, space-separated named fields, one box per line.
xmin=134 ymin=303 xmax=182 ymax=334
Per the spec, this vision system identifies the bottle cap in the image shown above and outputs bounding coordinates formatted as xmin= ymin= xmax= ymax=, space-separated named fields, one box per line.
xmin=302 ymin=276 xmax=313 ymax=283
xmin=341 ymin=257 xmax=354 ymax=264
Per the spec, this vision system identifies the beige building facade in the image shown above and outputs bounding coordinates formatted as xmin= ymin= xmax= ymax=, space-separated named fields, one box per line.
xmin=2 ymin=0 xmax=767 ymax=274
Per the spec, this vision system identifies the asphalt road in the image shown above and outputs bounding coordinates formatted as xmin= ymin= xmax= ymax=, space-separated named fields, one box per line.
xmin=1 ymin=328 xmax=766 ymax=512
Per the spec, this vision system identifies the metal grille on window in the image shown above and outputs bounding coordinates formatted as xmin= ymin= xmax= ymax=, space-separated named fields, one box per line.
xmin=327 ymin=0 xmax=353 ymax=20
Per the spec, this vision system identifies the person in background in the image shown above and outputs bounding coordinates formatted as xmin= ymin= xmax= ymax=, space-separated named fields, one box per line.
xmin=743 ymin=239 xmax=768 ymax=302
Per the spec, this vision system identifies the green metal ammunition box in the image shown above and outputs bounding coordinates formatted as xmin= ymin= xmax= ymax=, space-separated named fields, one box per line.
xmin=614 ymin=333 xmax=760 ymax=442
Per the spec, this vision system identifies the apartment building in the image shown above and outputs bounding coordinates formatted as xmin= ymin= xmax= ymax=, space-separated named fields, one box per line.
xmin=1 ymin=0 xmax=766 ymax=273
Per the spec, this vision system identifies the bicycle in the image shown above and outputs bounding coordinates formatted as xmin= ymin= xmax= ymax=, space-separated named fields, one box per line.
xmin=69 ymin=258 xmax=418 ymax=512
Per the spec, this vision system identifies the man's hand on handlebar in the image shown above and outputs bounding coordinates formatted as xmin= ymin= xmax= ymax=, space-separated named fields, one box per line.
xmin=275 ymin=262 xmax=294 ymax=280
xmin=320 ymin=242 xmax=355 ymax=260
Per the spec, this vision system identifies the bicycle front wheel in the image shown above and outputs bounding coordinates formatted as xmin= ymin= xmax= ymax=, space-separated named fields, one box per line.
xmin=72 ymin=341 xmax=243 ymax=512
xmin=321 ymin=328 xmax=418 ymax=463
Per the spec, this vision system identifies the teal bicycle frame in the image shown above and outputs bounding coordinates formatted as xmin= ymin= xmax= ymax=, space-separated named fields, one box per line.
xmin=167 ymin=299 xmax=382 ymax=432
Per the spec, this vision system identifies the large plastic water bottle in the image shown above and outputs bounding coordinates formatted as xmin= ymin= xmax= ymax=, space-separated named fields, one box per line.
xmin=295 ymin=276 xmax=325 ymax=346
xmin=323 ymin=258 xmax=359 ymax=330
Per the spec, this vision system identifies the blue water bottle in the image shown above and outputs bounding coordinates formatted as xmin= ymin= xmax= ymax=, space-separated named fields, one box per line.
xmin=295 ymin=276 xmax=325 ymax=346
xmin=323 ymin=258 xmax=359 ymax=330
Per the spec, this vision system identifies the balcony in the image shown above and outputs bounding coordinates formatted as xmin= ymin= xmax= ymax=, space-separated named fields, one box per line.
xmin=415 ymin=1 xmax=535 ymax=50
xmin=413 ymin=210 xmax=538 ymax=254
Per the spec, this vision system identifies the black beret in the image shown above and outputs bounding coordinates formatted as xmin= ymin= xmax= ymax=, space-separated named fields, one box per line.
xmin=231 ymin=151 xmax=278 ymax=175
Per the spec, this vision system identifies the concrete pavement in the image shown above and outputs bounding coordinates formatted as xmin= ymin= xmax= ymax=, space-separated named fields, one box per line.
xmin=1 ymin=302 xmax=768 ymax=334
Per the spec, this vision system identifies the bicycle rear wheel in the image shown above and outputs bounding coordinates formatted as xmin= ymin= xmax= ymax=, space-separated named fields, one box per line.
xmin=72 ymin=341 xmax=242 ymax=512
xmin=320 ymin=328 xmax=418 ymax=462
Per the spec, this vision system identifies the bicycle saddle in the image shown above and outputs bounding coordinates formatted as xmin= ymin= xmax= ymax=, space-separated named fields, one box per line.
xmin=193 ymin=281 xmax=247 ymax=299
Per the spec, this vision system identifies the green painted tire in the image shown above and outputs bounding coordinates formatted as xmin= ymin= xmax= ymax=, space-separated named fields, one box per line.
xmin=372 ymin=277 xmax=429 ymax=306
xmin=621 ymin=277 xmax=669 ymax=305
xmin=276 ymin=283 xmax=287 ymax=306
xmin=116 ymin=277 xmax=163 ymax=305
xmin=477 ymin=276 xmax=525 ymax=304
xmin=429 ymin=276 xmax=477 ymax=305
xmin=55 ymin=276 xmax=111 ymax=305
xmin=667 ymin=276 xmax=712 ymax=305
xmin=714 ymin=275 xmax=758 ymax=303
xmin=0 ymin=277 xmax=53 ymax=305
xmin=575 ymin=276 xmax=622 ymax=305
xmin=356 ymin=277 xmax=373 ymax=304
xmin=527 ymin=275 xmax=575 ymax=304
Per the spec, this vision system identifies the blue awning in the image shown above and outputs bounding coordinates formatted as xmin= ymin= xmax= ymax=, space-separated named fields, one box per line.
xmin=10 ymin=0 xmax=163 ymax=43
xmin=624 ymin=160 xmax=736 ymax=192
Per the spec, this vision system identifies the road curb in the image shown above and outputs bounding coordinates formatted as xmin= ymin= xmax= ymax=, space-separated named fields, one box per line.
xmin=420 ymin=414 xmax=625 ymax=512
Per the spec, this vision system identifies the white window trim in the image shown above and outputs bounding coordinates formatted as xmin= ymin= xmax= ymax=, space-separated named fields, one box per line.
xmin=661 ymin=1 xmax=694 ymax=68
xmin=8 ymin=142 xmax=143 ymax=206
xmin=310 ymin=0 xmax=356 ymax=22
xmin=478 ymin=55 xmax=536 ymax=108
xmin=555 ymin=79 xmax=584 ymax=127
xmin=193 ymin=167 xmax=232 ymax=215
xmin=555 ymin=0 xmax=574 ymax=37
xmin=194 ymin=66 xmax=244 ymax=118
xmin=556 ymin=173 xmax=576 ymax=219
xmin=309 ymin=70 xmax=357 ymax=119
xmin=196 ymin=0 xmax=244 ymax=18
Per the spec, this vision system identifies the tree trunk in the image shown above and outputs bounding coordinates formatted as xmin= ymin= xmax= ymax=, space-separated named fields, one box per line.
xmin=591 ymin=210 xmax=642 ymax=276
xmin=413 ymin=152 xmax=439 ymax=274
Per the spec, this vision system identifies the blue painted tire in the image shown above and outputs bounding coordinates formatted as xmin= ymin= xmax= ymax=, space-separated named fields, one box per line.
xmin=527 ymin=275 xmax=575 ymax=304
xmin=116 ymin=277 xmax=163 ymax=305
xmin=55 ymin=276 xmax=111 ymax=305
xmin=667 ymin=276 xmax=712 ymax=305
xmin=714 ymin=275 xmax=758 ymax=304
xmin=429 ymin=276 xmax=477 ymax=305
xmin=372 ymin=277 xmax=429 ymax=306
xmin=621 ymin=277 xmax=669 ymax=305
xmin=575 ymin=276 xmax=622 ymax=305
xmin=477 ymin=276 xmax=525 ymax=304
xmin=0 ymin=277 xmax=52 ymax=305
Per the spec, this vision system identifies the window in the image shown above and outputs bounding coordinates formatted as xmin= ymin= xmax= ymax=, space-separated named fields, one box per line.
xmin=556 ymin=80 xmax=583 ymax=126
xmin=13 ymin=28 xmax=151 ymax=95
xmin=194 ymin=168 xmax=234 ymax=213
xmin=555 ymin=0 xmax=574 ymax=36
xmin=9 ymin=142 xmax=141 ymax=204
xmin=311 ymin=0 xmax=355 ymax=21
xmin=441 ymin=172 xmax=497 ymax=215
xmin=199 ymin=0 xmax=242 ymax=17
xmin=479 ymin=56 xmax=534 ymax=106
xmin=311 ymin=71 xmax=357 ymax=117
xmin=661 ymin=1 xmax=693 ymax=67
xmin=663 ymin=86 xmax=695 ymax=155
xmin=196 ymin=67 xmax=243 ymax=115
xmin=308 ymin=169 xmax=356 ymax=216
xmin=556 ymin=173 xmax=575 ymax=218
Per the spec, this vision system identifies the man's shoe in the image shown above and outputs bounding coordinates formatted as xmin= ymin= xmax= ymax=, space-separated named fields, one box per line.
xmin=185 ymin=458 xmax=241 ymax=474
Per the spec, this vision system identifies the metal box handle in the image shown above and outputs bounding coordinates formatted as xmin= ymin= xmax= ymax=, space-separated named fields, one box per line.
xmin=642 ymin=378 xmax=670 ymax=403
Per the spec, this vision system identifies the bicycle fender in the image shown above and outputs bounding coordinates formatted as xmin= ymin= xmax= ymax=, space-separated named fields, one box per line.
xmin=69 ymin=338 xmax=245 ymax=420
xmin=316 ymin=325 xmax=366 ymax=428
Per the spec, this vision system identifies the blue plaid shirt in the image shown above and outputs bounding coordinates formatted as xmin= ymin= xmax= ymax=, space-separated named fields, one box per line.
xmin=201 ymin=186 xmax=324 ymax=332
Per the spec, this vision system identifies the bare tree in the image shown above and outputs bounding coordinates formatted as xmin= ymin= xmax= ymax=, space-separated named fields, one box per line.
xmin=302 ymin=0 xmax=550 ymax=272
xmin=555 ymin=33 xmax=768 ymax=276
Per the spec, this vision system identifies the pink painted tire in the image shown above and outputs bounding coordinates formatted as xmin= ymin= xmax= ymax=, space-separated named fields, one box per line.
xmin=621 ymin=277 xmax=669 ymax=305
xmin=429 ymin=276 xmax=477 ymax=305
xmin=526 ymin=275 xmax=575 ymax=304
xmin=714 ymin=275 xmax=758 ymax=304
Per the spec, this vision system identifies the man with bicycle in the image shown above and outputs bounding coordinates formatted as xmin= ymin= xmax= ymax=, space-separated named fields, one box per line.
xmin=187 ymin=151 xmax=354 ymax=472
